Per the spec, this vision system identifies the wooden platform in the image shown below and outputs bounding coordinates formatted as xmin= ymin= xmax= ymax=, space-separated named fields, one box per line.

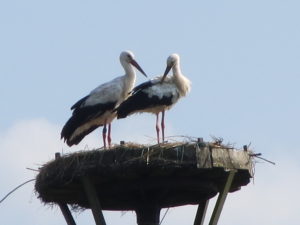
xmin=35 ymin=141 xmax=253 ymax=211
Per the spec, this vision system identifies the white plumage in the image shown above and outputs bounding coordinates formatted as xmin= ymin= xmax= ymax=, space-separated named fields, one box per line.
xmin=61 ymin=51 xmax=147 ymax=148
xmin=117 ymin=53 xmax=191 ymax=143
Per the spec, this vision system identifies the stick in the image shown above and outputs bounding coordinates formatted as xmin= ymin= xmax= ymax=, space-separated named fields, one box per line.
xmin=0 ymin=179 xmax=35 ymax=203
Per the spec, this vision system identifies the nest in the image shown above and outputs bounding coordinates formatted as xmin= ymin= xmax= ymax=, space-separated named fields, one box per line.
xmin=35 ymin=141 xmax=254 ymax=210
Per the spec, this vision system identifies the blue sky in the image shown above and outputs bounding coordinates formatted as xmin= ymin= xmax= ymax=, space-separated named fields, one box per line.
xmin=1 ymin=1 xmax=300 ymax=224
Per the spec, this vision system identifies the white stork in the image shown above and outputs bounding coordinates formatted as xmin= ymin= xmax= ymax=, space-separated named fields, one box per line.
xmin=116 ymin=53 xmax=191 ymax=144
xmin=61 ymin=51 xmax=147 ymax=148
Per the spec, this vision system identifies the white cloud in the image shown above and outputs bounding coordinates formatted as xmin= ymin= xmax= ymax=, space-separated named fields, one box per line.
xmin=1 ymin=118 xmax=61 ymax=170
xmin=0 ymin=119 xmax=299 ymax=225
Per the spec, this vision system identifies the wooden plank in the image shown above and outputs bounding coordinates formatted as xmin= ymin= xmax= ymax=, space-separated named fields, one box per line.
xmin=194 ymin=200 xmax=209 ymax=225
xmin=82 ymin=177 xmax=106 ymax=225
xmin=228 ymin=149 xmax=252 ymax=171
xmin=196 ymin=144 xmax=212 ymax=168
xmin=209 ymin=170 xmax=236 ymax=225
xmin=211 ymin=148 xmax=251 ymax=170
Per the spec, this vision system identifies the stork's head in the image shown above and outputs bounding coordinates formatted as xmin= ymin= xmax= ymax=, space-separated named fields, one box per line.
xmin=161 ymin=53 xmax=180 ymax=82
xmin=167 ymin=53 xmax=180 ymax=67
xmin=120 ymin=51 xmax=147 ymax=77
xmin=120 ymin=50 xmax=135 ymax=63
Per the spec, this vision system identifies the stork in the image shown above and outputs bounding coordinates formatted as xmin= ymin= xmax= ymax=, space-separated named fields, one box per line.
xmin=116 ymin=53 xmax=191 ymax=144
xmin=61 ymin=51 xmax=147 ymax=148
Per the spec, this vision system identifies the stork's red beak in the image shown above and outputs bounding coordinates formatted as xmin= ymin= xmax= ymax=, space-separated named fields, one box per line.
xmin=130 ymin=60 xmax=147 ymax=77
xmin=161 ymin=64 xmax=172 ymax=82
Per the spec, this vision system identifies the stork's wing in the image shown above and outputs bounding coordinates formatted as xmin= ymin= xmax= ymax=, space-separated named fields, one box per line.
xmin=62 ymin=75 xmax=126 ymax=146
xmin=61 ymin=101 xmax=117 ymax=146
xmin=131 ymin=76 xmax=163 ymax=94
xmin=117 ymin=82 xmax=179 ymax=118
xmin=71 ymin=95 xmax=89 ymax=111
xmin=132 ymin=80 xmax=154 ymax=94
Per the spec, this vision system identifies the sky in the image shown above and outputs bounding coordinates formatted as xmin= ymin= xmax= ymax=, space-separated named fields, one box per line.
xmin=1 ymin=0 xmax=300 ymax=224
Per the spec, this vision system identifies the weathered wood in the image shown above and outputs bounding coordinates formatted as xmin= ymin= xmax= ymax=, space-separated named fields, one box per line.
xmin=211 ymin=148 xmax=252 ymax=170
xmin=82 ymin=177 xmax=106 ymax=225
xmin=194 ymin=200 xmax=209 ymax=225
xmin=209 ymin=170 xmax=236 ymax=225
xmin=196 ymin=144 xmax=212 ymax=168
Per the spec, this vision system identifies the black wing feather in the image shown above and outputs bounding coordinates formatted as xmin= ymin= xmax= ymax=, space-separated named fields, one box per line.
xmin=131 ymin=80 xmax=154 ymax=94
xmin=61 ymin=101 xmax=116 ymax=146
xmin=117 ymin=88 xmax=175 ymax=119
xmin=71 ymin=95 xmax=89 ymax=111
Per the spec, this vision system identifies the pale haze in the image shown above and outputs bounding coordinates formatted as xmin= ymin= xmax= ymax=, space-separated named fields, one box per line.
xmin=1 ymin=1 xmax=300 ymax=225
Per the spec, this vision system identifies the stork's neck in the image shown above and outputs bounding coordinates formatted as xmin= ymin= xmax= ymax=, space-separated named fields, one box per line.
xmin=172 ymin=63 xmax=191 ymax=96
xmin=123 ymin=62 xmax=136 ymax=80
xmin=172 ymin=63 xmax=182 ymax=78
xmin=122 ymin=62 xmax=137 ymax=95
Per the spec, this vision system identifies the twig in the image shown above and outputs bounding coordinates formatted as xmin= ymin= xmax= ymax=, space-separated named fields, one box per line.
xmin=249 ymin=153 xmax=276 ymax=165
xmin=210 ymin=135 xmax=223 ymax=145
xmin=167 ymin=135 xmax=198 ymax=142
xmin=255 ymin=156 xmax=276 ymax=165
xmin=0 ymin=179 xmax=36 ymax=204
xmin=26 ymin=167 xmax=39 ymax=172
xmin=247 ymin=142 xmax=252 ymax=149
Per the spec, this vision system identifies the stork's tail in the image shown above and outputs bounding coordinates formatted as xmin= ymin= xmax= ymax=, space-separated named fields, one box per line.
xmin=61 ymin=115 xmax=99 ymax=146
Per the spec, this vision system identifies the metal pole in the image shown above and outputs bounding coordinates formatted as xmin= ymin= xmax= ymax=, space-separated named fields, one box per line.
xmin=82 ymin=177 xmax=107 ymax=225
xmin=209 ymin=170 xmax=236 ymax=225
xmin=194 ymin=200 xmax=209 ymax=225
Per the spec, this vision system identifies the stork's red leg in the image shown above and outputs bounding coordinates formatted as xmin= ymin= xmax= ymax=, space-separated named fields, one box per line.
xmin=102 ymin=124 xmax=107 ymax=148
xmin=155 ymin=113 xmax=160 ymax=144
xmin=161 ymin=110 xmax=165 ymax=142
xmin=107 ymin=123 xmax=112 ymax=148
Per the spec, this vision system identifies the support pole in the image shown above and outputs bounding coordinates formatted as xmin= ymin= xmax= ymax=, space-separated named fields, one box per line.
xmin=208 ymin=170 xmax=236 ymax=225
xmin=82 ymin=177 xmax=106 ymax=225
xmin=58 ymin=203 xmax=77 ymax=225
xmin=193 ymin=200 xmax=209 ymax=225
xmin=55 ymin=153 xmax=76 ymax=225
xmin=135 ymin=206 xmax=161 ymax=225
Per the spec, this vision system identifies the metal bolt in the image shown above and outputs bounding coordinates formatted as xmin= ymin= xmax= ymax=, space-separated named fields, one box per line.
xmin=198 ymin=138 xmax=204 ymax=143
xmin=55 ymin=152 xmax=61 ymax=159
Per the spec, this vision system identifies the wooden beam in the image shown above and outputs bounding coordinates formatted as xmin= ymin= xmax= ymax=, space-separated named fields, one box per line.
xmin=135 ymin=206 xmax=161 ymax=225
xmin=55 ymin=153 xmax=77 ymax=225
xmin=209 ymin=170 xmax=236 ymax=225
xmin=194 ymin=200 xmax=209 ymax=225
xmin=58 ymin=203 xmax=76 ymax=225
xmin=82 ymin=177 xmax=106 ymax=225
